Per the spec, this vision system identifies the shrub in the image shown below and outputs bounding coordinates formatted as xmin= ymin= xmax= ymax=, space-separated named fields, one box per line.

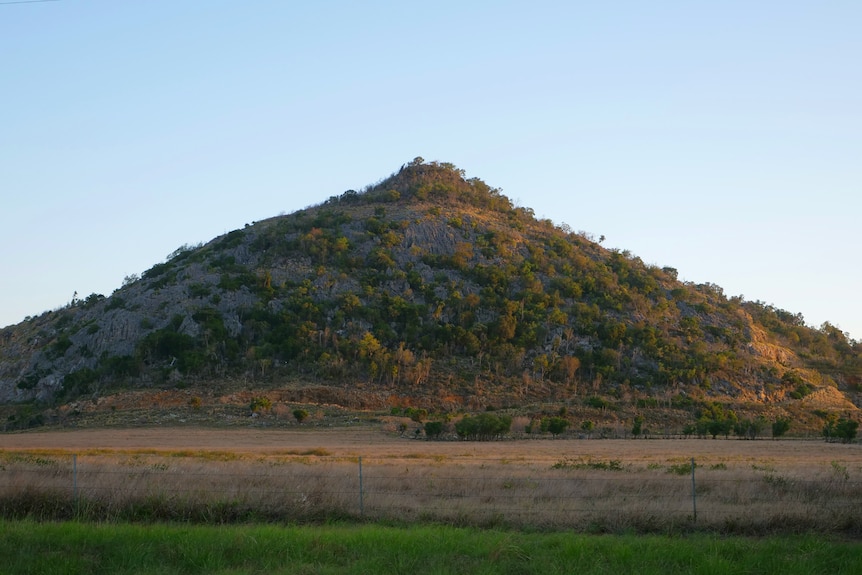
xmin=586 ymin=396 xmax=609 ymax=409
xmin=82 ymin=293 xmax=105 ymax=308
xmin=142 ymin=262 xmax=172 ymax=280
xmin=188 ymin=284 xmax=211 ymax=298
xmin=455 ymin=413 xmax=512 ymax=440
xmin=552 ymin=457 xmax=623 ymax=471
xmin=404 ymin=407 xmax=428 ymax=423
xmin=781 ymin=370 xmax=804 ymax=386
xmin=424 ymin=421 xmax=444 ymax=439
xmin=825 ymin=417 xmax=859 ymax=443
xmin=831 ymin=461 xmax=849 ymax=481
xmin=61 ymin=368 xmax=99 ymax=397
xmin=668 ymin=462 xmax=694 ymax=475
xmin=292 ymin=409 xmax=309 ymax=423
xmin=48 ymin=335 xmax=73 ymax=359
xmin=136 ymin=328 xmax=198 ymax=373
xmin=772 ymin=418 xmax=791 ymax=438
xmin=790 ymin=383 xmax=814 ymax=399
xmin=250 ymin=397 xmax=272 ymax=413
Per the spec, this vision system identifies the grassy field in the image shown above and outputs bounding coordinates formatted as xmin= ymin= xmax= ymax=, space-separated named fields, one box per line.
xmin=2 ymin=427 xmax=861 ymax=534
xmin=1 ymin=520 xmax=861 ymax=574
xmin=2 ymin=427 xmax=862 ymax=572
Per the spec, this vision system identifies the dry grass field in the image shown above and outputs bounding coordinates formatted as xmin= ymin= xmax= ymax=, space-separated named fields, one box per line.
xmin=2 ymin=426 xmax=862 ymax=534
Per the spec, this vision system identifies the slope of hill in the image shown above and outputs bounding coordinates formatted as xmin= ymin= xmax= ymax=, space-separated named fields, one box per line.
xmin=1 ymin=159 xmax=859 ymax=431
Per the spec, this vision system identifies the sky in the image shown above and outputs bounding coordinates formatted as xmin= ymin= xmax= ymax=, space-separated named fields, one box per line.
xmin=2 ymin=1 xmax=859 ymax=340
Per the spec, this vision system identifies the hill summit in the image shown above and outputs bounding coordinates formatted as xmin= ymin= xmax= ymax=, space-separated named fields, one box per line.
xmin=1 ymin=159 xmax=859 ymax=430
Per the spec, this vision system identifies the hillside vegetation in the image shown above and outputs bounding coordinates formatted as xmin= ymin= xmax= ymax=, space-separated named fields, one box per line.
xmin=1 ymin=159 xmax=859 ymax=432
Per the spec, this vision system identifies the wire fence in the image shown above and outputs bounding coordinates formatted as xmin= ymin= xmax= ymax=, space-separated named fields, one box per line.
xmin=2 ymin=452 xmax=861 ymax=533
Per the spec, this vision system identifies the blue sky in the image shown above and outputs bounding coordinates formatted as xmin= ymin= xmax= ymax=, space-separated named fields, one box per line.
xmin=2 ymin=1 xmax=859 ymax=340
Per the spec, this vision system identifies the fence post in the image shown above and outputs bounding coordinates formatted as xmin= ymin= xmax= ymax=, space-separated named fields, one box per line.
xmin=73 ymin=454 xmax=78 ymax=515
xmin=690 ymin=457 xmax=697 ymax=523
xmin=358 ymin=456 xmax=364 ymax=517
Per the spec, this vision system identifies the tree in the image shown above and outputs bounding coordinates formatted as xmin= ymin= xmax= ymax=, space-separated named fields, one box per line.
xmin=734 ymin=417 xmax=766 ymax=440
xmin=697 ymin=402 xmax=738 ymax=439
xmin=424 ymin=421 xmax=444 ymax=439
xmin=455 ymin=413 xmax=512 ymax=440
xmin=771 ymin=418 xmax=791 ymax=439
xmin=631 ymin=415 xmax=645 ymax=438
xmin=836 ymin=418 xmax=859 ymax=443
xmin=560 ymin=355 xmax=580 ymax=384
xmin=707 ymin=418 xmax=734 ymax=439
xmin=544 ymin=417 xmax=570 ymax=437
xmin=825 ymin=417 xmax=859 ymax=443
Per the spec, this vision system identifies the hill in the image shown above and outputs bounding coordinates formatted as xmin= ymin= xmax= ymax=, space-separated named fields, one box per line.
xmin=1 ymin=159 xmax=860 ymax=433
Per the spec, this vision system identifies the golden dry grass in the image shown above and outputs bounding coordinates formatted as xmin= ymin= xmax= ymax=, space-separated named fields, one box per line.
xmin=2 ymin=427 xmax=861 ymax=533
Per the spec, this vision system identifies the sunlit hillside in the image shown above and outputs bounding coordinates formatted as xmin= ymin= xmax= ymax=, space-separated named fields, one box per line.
xmin=1 ymin=159 xmax=859 ymax=434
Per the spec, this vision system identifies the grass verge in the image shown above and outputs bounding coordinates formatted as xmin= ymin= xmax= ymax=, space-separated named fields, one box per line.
xmin=0 ymin=520 xmax=860 ymax=574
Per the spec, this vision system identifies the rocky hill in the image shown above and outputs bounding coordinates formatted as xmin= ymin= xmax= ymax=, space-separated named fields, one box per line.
xmin=1 ymin=159 xmax=859 ymax=431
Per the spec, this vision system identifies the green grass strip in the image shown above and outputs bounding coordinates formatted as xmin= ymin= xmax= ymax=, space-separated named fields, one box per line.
xmin=0 ymin=520 xmax=860 ymax=574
